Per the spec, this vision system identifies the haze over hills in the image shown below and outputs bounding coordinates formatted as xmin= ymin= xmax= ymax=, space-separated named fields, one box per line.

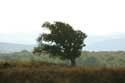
xmin=0 ymin=42 xmax=34 ymax=53
xmin=85 ymin=33 xmax=125 ymax=51
xmin=0 ymin=33 xmax=125 ymax=52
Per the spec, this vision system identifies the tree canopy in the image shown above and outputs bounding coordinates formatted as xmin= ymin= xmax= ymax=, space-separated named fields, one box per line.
xmin=33 ymin=21 xmax=87 ymax=66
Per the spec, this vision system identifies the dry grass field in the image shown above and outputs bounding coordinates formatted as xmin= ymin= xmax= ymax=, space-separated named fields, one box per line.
xmin=0 ymin=61 xmax=125 ymax=83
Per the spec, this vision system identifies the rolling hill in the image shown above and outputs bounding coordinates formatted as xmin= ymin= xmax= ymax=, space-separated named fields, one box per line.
xmin=0 ymin=33 xmax=125 ymax=52
xmin=0 ymin=42 xmax=34 ymax=53
xmin=85 ymin=34 xmax=125 ymax=51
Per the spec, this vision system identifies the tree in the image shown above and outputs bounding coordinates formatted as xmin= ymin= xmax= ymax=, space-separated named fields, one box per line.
xmin=33 ymin=21 xmax=87 ymax=66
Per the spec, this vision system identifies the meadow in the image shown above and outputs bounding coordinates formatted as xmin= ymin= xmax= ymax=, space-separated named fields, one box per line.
xmin=0 ymin=50 xmax=125 ymax=68
xmin=0 ymin=51 xmax=125 ymax=83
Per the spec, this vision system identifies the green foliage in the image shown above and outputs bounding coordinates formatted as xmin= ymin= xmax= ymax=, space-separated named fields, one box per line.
xmin=78 ymin=51 xmax=125 ymax=68
xmin=33 ymin=21 xmax=87 ymax=66
xmin=1 ymin=51 xmax=125 ymax=68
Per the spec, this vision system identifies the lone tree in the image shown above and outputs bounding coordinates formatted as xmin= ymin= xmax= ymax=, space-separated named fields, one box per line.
xmin=33 ymin=21 xmax=87 ymax=66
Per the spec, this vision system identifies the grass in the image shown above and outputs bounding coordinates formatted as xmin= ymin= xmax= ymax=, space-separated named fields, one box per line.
xmin=0 ymin=61 xmax=125 ymax=83
xmin=1 ymin=51 xmax=125 ymax=68
xmin=0 ymin=51 xmax=125 ymax=83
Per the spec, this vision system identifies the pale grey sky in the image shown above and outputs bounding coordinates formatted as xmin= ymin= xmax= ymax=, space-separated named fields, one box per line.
xmin=0 ymin=0 xmax=125 ymax=44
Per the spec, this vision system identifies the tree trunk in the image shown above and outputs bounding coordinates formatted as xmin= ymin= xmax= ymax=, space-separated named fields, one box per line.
xmin=70 ymin=58 xmax=76 ymax=66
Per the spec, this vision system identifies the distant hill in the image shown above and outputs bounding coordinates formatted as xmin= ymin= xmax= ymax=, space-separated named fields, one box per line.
xmin=0 ymin=42 xmax=34 ymax=53
xmin=85 ymin=34 xmax=125 ymax=51
xmin=0 ymin=33 xmax=125 ymax=52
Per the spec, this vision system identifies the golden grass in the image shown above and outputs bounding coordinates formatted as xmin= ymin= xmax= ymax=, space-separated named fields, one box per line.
xmin=0 ymin=61 xmax=125 ymax=83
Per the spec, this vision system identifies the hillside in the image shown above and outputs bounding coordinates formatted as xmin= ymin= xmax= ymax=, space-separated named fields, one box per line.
xmin=0 ymin=42 xmax=34 ymax=53
xmin=85 ymin=34 xmax=125 ymax=51
xmin=0 ymin=33 xmax=125 ymax=52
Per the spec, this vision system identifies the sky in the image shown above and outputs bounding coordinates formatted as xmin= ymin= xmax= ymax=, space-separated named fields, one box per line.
xmin=0 ymin=0 xmax=125 ymax=44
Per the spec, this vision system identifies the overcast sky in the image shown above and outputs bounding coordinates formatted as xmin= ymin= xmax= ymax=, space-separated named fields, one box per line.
xmin=0 ymin=0 xmax=125 ymax=44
